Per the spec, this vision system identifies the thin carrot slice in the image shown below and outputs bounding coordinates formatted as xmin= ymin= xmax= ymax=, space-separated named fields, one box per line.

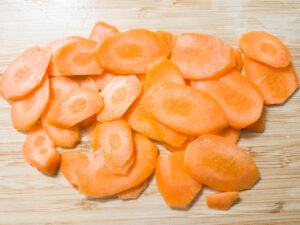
xmin=78 ymin=133 xmax=158 ymax=197
xmin=244 ymin=58 xmax=298 ymax=105
xmin=53 ymin=38 xmax=103 ymax=75
xmin=117 ymin=179 xmax=149 ymax=200
xmin=192 ymin=70 xmax=264 ymax=129
xmin=216 ymin=127 xmax=240 ymax=144
xmin=91 ymin=72 xmax=118 ymax=90
xmin=184 ymin=135 xmax=260 ymax=191
xmin=23 ymin=126 xmax=60 ymax=175
xmin=0 ymin=46 xmax=50 ymax=100
xmin=156 ymin=31 xmax=174 ymax=54
xmin=143 ymin=82 xmax=228 ymax=135
xmin=144 ymin=58 xmax=185 ymax=92
xmin=206 ymin=192 xmax=239 ymax=210
xmin=97 ymin=75 xmax=142 ymax=122
xmin=239 ymin=31 xmax=291 ymax=68
xmin=94 ymin=29 xmax=169 ymax=75
xmin=60 ymin=151 xmax=88 ymax=186
xmin=89 ymin=21 xmax=119 ymax=43
xmin=246 ymin=107 xmax=265 ymax=133
xmin=48 ymin=87 xmax=103 ymax=128
xmin=156 ymin=151 xmax=202 ymax=208
xmin=163 ymin=136 xmax=196 ymax=152
xmin=171 ymin=33 xmax=235 ymax=80
xmin=11 ymin=77 xmax=49 ymax=130
xmin=234 ymin=49 xmax=243 ymax=72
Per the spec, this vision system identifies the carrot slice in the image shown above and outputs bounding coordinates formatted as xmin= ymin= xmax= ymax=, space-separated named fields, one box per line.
xmin=53 ymin=38 xmax=103 ymax=75
xmin=78 ymin=133 xmax=158 ymax=197
xmin=156 ymin=151 xmax=202 ymax=208
xmin=163 ymin=136 xmax=196 ymax=152
xmin=156 ymin=31 xmax=174 ymax=54
xmin=91 ymin=72 xmax=118 ymax=90
xmin=184 ymin=135 xmax=260 ymax=191
xmin=144 ymin=58 xmax=185 ymax=92
xmin=117 ymin=179 xmax=149 ymax=200
xmin=23 ymin=126 xmax=60 ymax=175
xmin=0 ymin=46 xmax=50 ymax=100
xmin=97 ymin=75 xmax=142 ymax=122
xmin=48 ymin=87 xmax=103 ymax=128
xmin=60 ymin=151 xmax=88 ymax=186
xmin=216 ymin=127 xmax=240 ymax=144
xmin=89 ymin=21 xmax=119 ymax=43
xmin=11 ymin=77 xmax=49 ymax=130
xmin=192 ymin=70 xmax=264 ymax=129
xmin=244 ymin=58 xmax=298 ymax=105
xmin=171 ymin=33 xmax=235 ymax=80
xmin=94 ymin=29 xmax=169 ymax=74
xmin=143 ymin=82 xmax=228 ymax=135
xmin=77 ymin=77 xmax=98 ymax=91
xmin=234 ymin=49 xmax=243 ymax=72
xmin=239 ymin=31 xmax=291 ymax=68
xmin=206 ymin=192 xmax=239 ymax=210
xmin=246 ymin=107 xmax=265 ymax=133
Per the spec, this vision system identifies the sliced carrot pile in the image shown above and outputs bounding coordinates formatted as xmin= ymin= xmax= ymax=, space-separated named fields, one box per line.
xmin=117 ymin=179 xmax=149 ymax=200
xmin=246 ymin=107 xmax=265 ymax=133
xmin=89 ymin=21 xmax=119 ymax=44
xmin=234 ymin=49 xmax=243 ymax=72
xmin=91 ymin=72 xmax=118 ymax=90
xmin=206 ymin=192 xmax=239 ymax=210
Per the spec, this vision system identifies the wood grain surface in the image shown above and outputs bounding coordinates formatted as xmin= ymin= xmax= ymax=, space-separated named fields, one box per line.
xmin=0 ymin=0 xmax=300 ymax=224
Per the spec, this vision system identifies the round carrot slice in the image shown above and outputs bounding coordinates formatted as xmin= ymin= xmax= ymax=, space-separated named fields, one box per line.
xmin=171 ymin=33 xmax=235 ymax=80
xmin=234 ymin=49 xmax=243 ymax=72
xmin=184 ymin=135 xmax=260 ymax=191
xmin=94 ymin=29 xmax=169 ymax=75
xmin=89 ymin=21 xmax=119 ymax=43
xmin=206 ymin=192 xmax=239 ymax=210
xmin=91 ymin=72 xmax=118 ymax=90
xmin=117 ymin=179 xmax=149 ymax=200
xmin=239 ymin=31 xmax=291 ymax=68
xmin=0 ymin=46 xmax=50 ymax=100
xmin=11 ymin=77 xmax=49 ymax=130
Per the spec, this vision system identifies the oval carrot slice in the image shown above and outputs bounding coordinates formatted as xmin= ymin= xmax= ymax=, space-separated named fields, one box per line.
xmin=171 ymin=33 xmax=235 ymax=80
xmin=163 ymin=136 xmax=196 ymax=152
xmin=184 ymin=135 xmax=260 ymax=191
xmin=215 ymin=127 xmax=240 ymax=144
xmin=156 ymin=151 xmax=202 ymax=208
xmin=0 ymin=46 xmax=50 ymax=100
xmin=244 ymin=58 xmax=298 ymax=105
xmin=206 ymin=192 xmax=239 ymax=210
xmin=97 ymin=75 xmax=142 ymax=122
xmin=156 ymin=30 xmax=174 ymax=54
xmin=94 ymin=29 xmax=169 ymax=74
xmin=11 ymin=77 xmax=49 ymax=130
xmin=23 ymin=126 xmax=60 ymax=175
xmin=91 ymin=72 xmax=118 ymax=90
xmin=239 ymin=31 xmax=291 ymax=68
xmin=246 ymin=107 xmax=265 ymax=133
xmin=234 ymin=49 xmax=243 ymax=72
xmin=117 ymin=179 xmax=149 ymax=200
xmin=53 ymin=38 xmax=103 ymax=75
xmin=192 ymin=70 xmax=264 ymax=129
xmin=89 ymin=21 xmax=119 ymax=44
xmin=143 ymin=82 xmax=228 ymax=135
xmin=78 ymin=133 xmax=158 ymax=198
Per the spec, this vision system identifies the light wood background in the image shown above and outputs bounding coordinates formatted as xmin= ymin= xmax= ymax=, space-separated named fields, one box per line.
xmin=0 ymin=0 xmax=300 ymax=224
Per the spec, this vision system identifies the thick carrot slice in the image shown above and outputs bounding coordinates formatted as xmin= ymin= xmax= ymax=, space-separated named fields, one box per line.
xmin=216 ymin=127 xmax=240 ymax=144
xmin=117 ymin=179 xmax=149 ymax=200
xmin=163 ymin=136 xmax=196 ymax=152
xmin=78 ymin=133 xmax=158 ymax=197
xmin=11 ymin=77 xmax=49 ymax=130
xmin=23 ymin=126 xmax=60 ymax=175
xmin=206 ymin=192 xmax=239 ymax=210
xmin=246 ymin=107 xmax=265 ymax=133
xmin=143 ymin=82 xmax=228 ymax=135
xmin=94 ymin=29 xmax=169 ymax=75
xmin=184 ymin=135 xmax=260 ymax=191
xmin=156 ymin=151 xmax=202 ymax=208
xmin=239 ymin=31 xmax=291 ymax=68
xmin=244 ymin=58 xmax=298 ymax=105
xmin=156 ymin=31 xmax=174 ymax=54
xmin=234 ymin=49 xmax=243 ymax=72
xmin=192 ymin=70 xmax=264 ymax=129
xmin=60 ymin=151 xmax=88 ymax=186
xmin=0 ymin=46 xmax=50 ymax=100
xmin=97 ymin=75 xmax=142 ymax=122
xmin=171 ymin=33 xmax=235 ymax=80
xmin=91 ymin=72 xmax=118 ymax=90
xmin=89 ymin=21 xmax=119 ymax=43
xmin=48 ymin=87 xmax=103 ymax=128
xmin=53 ymin=38 xmax=103 ymax=75
xmin=144 ymin=58 xmax=185 ymax=92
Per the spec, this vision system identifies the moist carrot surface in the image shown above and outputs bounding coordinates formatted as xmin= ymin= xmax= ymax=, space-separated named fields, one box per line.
xmin=91 ymin=72 xmax=118 ymax=90
xmin=246 ymin=107 xmax=265 ymax=133
xmin=89 ymin=21 xmax=119 ymax=44
xmin=206 ymin=192 xmax=239 ymax=210
xmin=234 ymin=49 xmax=243 ymax=72
xmin=117 ymin=179 xmax=149 ymax=200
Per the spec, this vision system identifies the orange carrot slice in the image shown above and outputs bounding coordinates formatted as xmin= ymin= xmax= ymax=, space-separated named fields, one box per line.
xmin=156 ymin=31 xmax=174 ymax=54
xmin=184 ymin=135 xmax=260 ymax=191
xmin=89 ymin=21 xmax=119 ymax=43
xmin=216 ymin=127 xmax=240 ymax=144
xmin=23 ymin=126 xmax=60 ymax=175
xmin=91 ymin=72 xmax=118 ymax=90
xmin=206 ymin=192 xmax=239 ymax=210
xmin=239 ymin=31 xmax=291 ymax=68
xmin=246 ymin=107 xmax=265 ymax=133
xmin=94 ymin=29 xmax=169 ymax=75
xmin=163 ymin=136 xmax=196 ymax=152
xmin=0 ymin=46 xmax=50 ymax=100
xmin=11 ymin=77 xmax=49 ymax=130
xmin=192 ymin=70 xmax=264 ymax=129
xmin=171 ymin=33 xmax=235 ymax=80
xmin=156 ymin=151 xmax=202 ymax=208
xmin=97 ymin=75 xmax=142 ymax=122
xmin=143 ymin=82 xmax=228 ymax=135
xmin=234 ymin=49 xmax=243 ymax=72
xmin=244 ymin=58 xmax=298 ymax=105
xmin=117 ymin=179 xmax=149 ymax=200
xmin=78 ymin=133 xmax=158 ymax=197
xmin=53 ymin=38 xmax=103 ymax=75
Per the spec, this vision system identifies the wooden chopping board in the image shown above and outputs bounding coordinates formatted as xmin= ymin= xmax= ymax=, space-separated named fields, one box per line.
xmin=0 ymin=0 xmax=299 ymax=224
